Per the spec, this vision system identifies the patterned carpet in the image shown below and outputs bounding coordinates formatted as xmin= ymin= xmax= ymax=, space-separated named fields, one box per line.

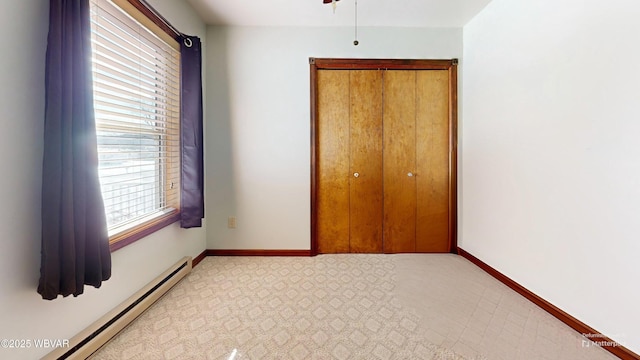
xmin=92 ymin=255 xmax=472 ymax=359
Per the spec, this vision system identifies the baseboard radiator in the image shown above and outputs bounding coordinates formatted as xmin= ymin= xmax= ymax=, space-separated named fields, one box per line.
xmin=43 ymin=257 xmax=193 ymax=360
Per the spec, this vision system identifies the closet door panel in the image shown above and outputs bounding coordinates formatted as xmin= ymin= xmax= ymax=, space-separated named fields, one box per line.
xmin=416 ymin=70 xmax=450 ymax=252
xmin=349 ymin=70 xmax=383 ymax=253
xmin=317 ymin=70 xmax=350 ymax=253
xmin=383 ymin=70 xmax=417 ymax=253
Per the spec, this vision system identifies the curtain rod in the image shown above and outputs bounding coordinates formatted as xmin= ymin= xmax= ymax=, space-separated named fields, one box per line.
xmin=137 ymin=0 xmax=185 ymax=39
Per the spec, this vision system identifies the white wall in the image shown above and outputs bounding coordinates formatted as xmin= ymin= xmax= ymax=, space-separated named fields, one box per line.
xmin=0 ymin=1 xmax=206 ymax=359
xmin=462 ymin=0 xmax=640 ymax=353
xmin=206 ymin=26 xmax=462 ymax=250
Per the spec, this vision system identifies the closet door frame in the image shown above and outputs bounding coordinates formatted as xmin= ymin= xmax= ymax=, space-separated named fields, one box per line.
xmin=310 ymin=58 xmax=458 ymax=256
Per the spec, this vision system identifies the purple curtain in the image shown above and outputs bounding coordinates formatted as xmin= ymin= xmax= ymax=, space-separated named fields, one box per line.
xmin=180 ymin=36 xmax=205 ymax=228
xmin=39 ymin=0 xmax=111 ymax=300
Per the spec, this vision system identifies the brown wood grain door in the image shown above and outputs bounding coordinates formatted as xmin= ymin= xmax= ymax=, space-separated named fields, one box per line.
xmin=317 ymin=70 xmax=350 ymax=253
xmin=317 ymin=70 xmax=383 ymax=253
xmin=383 ymin=70 xmax=451 ymax=253
xmin=349 ymin=70 xmax=383 ymax=253
xmin=383 ymin=70 xmax=417 ymax=253
xmin=313 ymin=59 xmax=456 ymax=255
xmin=416 ymin=70 xmax=450 ymax=252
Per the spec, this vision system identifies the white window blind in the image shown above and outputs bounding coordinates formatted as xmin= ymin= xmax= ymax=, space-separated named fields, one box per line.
xmin=89 ymin=0 xmax=181 ymax=237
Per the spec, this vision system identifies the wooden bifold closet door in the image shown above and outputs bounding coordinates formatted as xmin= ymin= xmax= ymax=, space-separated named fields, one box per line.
xmin=311 ymin=59 xmax=457 ymax=255
xmin=316 ymin=70 xmax=383 ymax=253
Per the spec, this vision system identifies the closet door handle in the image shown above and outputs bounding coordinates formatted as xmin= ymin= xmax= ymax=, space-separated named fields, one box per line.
xmin=407 ymin=172 xmax=414 ymax=177
xmin=353 ymin=172 xmax=360 ymax=178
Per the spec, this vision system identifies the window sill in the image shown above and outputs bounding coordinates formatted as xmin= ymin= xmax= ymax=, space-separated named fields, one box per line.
xmin=109 ymin=210 xmax=181 ymax=252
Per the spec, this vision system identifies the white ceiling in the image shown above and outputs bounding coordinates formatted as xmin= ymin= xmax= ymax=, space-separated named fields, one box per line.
xmin=185 ymin=0 xmax=492 ymax=27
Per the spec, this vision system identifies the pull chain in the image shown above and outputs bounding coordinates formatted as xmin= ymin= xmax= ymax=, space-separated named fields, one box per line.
xmin=353 ymin=0 xmax=359 ymax=45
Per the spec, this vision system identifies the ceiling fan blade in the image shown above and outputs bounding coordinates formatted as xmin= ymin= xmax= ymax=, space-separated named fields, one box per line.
xmin=323 ymin=0 xmax=340 ymax=3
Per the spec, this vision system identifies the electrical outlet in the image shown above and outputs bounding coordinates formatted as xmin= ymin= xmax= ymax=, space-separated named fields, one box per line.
xmin=227 ymin=216 xmax=237 ymax=229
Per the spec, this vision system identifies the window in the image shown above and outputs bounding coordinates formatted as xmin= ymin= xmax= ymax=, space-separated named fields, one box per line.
xmin=90 ymin=0 xmax=181 ymax=246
